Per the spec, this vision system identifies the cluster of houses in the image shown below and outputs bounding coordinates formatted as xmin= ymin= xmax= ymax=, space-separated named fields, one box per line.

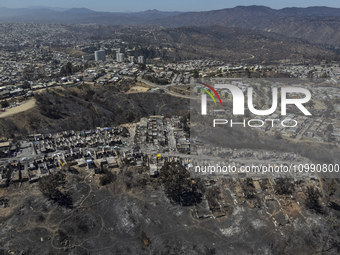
xmin=0 ymin=114 xmax=193 ymax=186
xmin=0 ymin=126 xmax=130 ymax=186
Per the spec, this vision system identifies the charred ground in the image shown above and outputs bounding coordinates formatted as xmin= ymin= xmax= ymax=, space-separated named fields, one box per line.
xmin=0 ymin=164 xmax=340 ymax=254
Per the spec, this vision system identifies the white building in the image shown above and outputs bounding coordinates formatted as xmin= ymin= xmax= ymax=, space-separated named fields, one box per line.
xmin=128 ymin=56 xmax=135 ymax=63
xmin=138 ymin=56 xmax=145 ymax=64
xmin=116 ymin=53 xmax=125 ymax=62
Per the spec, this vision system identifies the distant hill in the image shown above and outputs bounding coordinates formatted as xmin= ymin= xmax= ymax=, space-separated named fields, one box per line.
xmin=279 ymin=6 xmax=340 ymax=16
xmin=0 ymin=6 xmax=339 ymax=46
xmin=63 ymin=8 xmax=96 ymax=14
xmin=0 ymin=7 xmax=183 ymax=25
xmin=150 ymin=6 xmax=340 ymax=46
xmin=27 ymin=6 xmax=68 ymax=12
xmin=121 ymin=26 xmax=337 ymax=63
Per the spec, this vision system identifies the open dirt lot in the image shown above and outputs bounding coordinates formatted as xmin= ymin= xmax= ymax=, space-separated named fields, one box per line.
xmin=0 ymin=99 xmax=36 ymax=118
xmin=126 ymin=86 xmax=150 ymax=94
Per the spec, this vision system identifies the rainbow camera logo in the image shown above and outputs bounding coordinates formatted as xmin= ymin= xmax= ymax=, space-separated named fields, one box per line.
xmin=197 ymin=83 xmax=223 ymax=107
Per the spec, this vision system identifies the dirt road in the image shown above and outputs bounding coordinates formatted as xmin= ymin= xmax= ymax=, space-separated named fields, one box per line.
xmin=0 ymin=99 xmax=36 ymax=118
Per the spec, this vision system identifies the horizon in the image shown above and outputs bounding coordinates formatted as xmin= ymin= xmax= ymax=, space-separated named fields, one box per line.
xmin=1 ymin=1 xmax=340 ymax=13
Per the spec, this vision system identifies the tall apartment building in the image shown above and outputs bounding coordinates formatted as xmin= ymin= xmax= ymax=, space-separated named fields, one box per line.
xmin=138 ymin=56 xmax=145 ymax=64
xmin=128 ymin=56 xmax=135 ymax=63
xmin=94 ymin=50 xmax=106 ymax=61
xmin=116 ymin=53 xmax=125 ymax=62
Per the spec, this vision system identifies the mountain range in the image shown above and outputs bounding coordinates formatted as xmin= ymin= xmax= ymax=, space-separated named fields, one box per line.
xmin=0 ymin=7 xmax=183 ymax=25
xmin=151 ymin=6 xmax=340 ymax=46
xmin=0 ymin=5 xmax=339 ymax=46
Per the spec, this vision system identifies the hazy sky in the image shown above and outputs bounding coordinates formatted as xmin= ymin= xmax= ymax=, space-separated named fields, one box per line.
xmin=1 ymin=0 xmax=340 ymax=12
